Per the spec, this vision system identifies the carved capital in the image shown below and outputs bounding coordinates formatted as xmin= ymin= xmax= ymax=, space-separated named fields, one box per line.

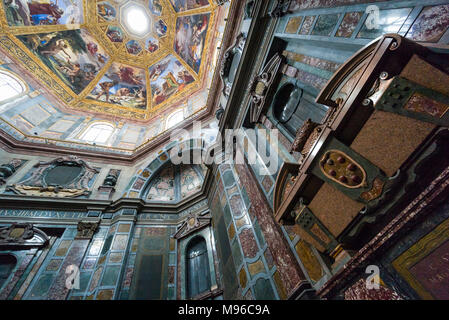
xmin=76 ymin=221 xmax=100 ymax=240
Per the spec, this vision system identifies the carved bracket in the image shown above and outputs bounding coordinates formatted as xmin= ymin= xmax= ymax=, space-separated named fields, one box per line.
xmin=220 ymin=33 xmax=246 ymax=96
xmin=76 ymin=221 xmax=100 ymax=240
xmin=249 ymin=53 xmax=285 ymax=124
xmin=269 ymin=0 xmax=292 ymax=18
xmin=0 ymin=223 xmax=49 ymax=248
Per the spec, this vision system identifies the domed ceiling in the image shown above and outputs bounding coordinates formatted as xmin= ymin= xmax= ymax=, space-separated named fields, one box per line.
xmin=0 ymin=0 xmax=226 ymax=122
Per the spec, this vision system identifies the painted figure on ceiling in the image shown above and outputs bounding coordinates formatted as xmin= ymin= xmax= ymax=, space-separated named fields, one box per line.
xmin=3 ymin=0 xmax=32 ymax=25
xmin=88 ymin=63 xmax=147 ymax=110
xmin=96 ymin=80 xmax=119 ymax=102
xmin=147 ymin=39 xmax=159 ymax=53
xmin=174 ymin=14 xmax=209 ymax=73
xmin=18 ymin=29 xmax=109 ymax=94
xmin=3 ymin=0 xmax=83 ymax=26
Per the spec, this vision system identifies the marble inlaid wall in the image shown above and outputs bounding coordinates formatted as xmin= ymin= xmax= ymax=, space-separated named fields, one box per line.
xmin=275 ymin=0 xmax=449 ymax=95
xmin=209 ymin=164 xmax=282 ymax=300
xmin=129 ymin=226 xmax=174 ymax=300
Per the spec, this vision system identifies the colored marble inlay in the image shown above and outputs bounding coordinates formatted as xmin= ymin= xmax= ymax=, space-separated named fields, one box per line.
xmin=345 ymin=278 xmax=402 ymax=300
xmin=239 ymin=229 xmax=259 ymax=259
xmin=168 ymin=266 xmax=175 ymax=284
xmin=283 ymin=51 xmax=341 ymax=72
xmin=235 ymin=215 xmax=250 ymax=230
xmin=357 ymin=8 xmax=412 ymax=39
xmin=55 ymin=240 xmax=72 ymax=257
xmin=407 ymin=5 xmax=449 ymax=42
xmin=295 ymin=240 xmax=323 ymax=282
xmin=229 ymin=194 xmax=245 ymax=217
xmin=262 ymin=175 xmax=273 ymax=193
xmin=296 ymin=69 xmax=328 ymax=90
xmin=228 ymin=223 xmax=236 ymax=240
xmin=46 ymin=259 xmax=63 ymax=271
xmin=97 ymin=289 xmax=114 ymax=300
xmin=112 ymin=234 xmax=128 ymax=251
xmin=404 ymin=93 xmax=449 ymax=118
xmin=109 ymin=252 xmax=123 ymax=263
xmin=264 ymin=249 xmax=275 ymax=269
xmin=122 ymin=268 xmax=134 ymax=288
xmin=247 ymin=259 xmax=265 ymax=276
xmin=299 ymin=16 xmax=315 ymax=35
xmin=83 ymin=258 xmax=96 ymax=270
xmin=336 ymin=12 xmax=363 ymax=38
xmin=89 ymin=239 xmax=103 ymax=256
xmin=132 ymin=178 xmax=145 ymax=190
xmin=285 ymin=16 xmax=303 ymax=34
xmin=312 ymin=13 xmax=340 ymax=36
xmin=273 ymin=271 xmax=288 ymax=300
xmin=239 ymin=268 xmax=248 ymax=288
xmin=118 ymin=224 xmax=131 ymax=233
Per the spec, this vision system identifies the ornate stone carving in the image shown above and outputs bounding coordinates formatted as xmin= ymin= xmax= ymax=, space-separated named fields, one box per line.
xmin=220 ymin=33 xmax=246 ymax=96
xmin=290 ymin=119 xmax=319 ymax=154
xmin=319 ymin=150 xmax=367 ymax=189
xmin=103 ymin=169 xmax=121 ymax=187
xmin=7 ymin=156 xmax=98 ymax=198
xmin=0 ymin=159 xmax=26 ymax=186
xmin=76 ymin=221 xmax=100 ymax=240
xmin=0 ymin=223 xmax=49 ymax=247
xmin=269 ymin=0 xmax=292 ymax=18
xmin=249 ymin=53 xmax=285 ymax=123
xmin=174 ymin=211 xmax=211 ymax=240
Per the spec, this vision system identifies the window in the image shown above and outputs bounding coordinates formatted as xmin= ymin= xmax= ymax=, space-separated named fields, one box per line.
xmin=0 ymin=254 xmax=17 ymax=290
xmin=80 ymin=123 xmax=114 ymax=144
xmin=166 ymin=110 xmax=184 ymax=129
xmin=0 ymin=70 xmax=26 ymax=104
xmin=186 ymin=237 xmax=211 ymax=299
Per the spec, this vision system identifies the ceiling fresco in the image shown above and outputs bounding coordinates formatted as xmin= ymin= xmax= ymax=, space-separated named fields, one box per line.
xmin=0 ymin=0 xmax=226 ymax=121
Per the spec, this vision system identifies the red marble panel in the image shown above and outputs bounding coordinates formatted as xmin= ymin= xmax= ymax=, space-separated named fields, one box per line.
xmin=409 ymin=239 xmax=449 ymax=299
xmin=229 ymin=194 xmax=245 ymax=217
xmin=299 ymin=16 xmax=315 ymax=35
xmin=234 ymin=163 xmax=307 ymax=296
xmin=344 ymin=278 xmax=402 ymax=300
xmin=336 ymin=12 xmax=363 ymax=38
xmin=239 ymin=229 xmax=259 ymax=259
xmin=407 ymin=5 xmax=449 ymax=43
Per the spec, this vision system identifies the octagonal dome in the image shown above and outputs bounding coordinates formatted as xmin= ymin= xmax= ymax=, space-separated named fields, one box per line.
xmin=0 ymin=0 xmax=228 ymax=124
